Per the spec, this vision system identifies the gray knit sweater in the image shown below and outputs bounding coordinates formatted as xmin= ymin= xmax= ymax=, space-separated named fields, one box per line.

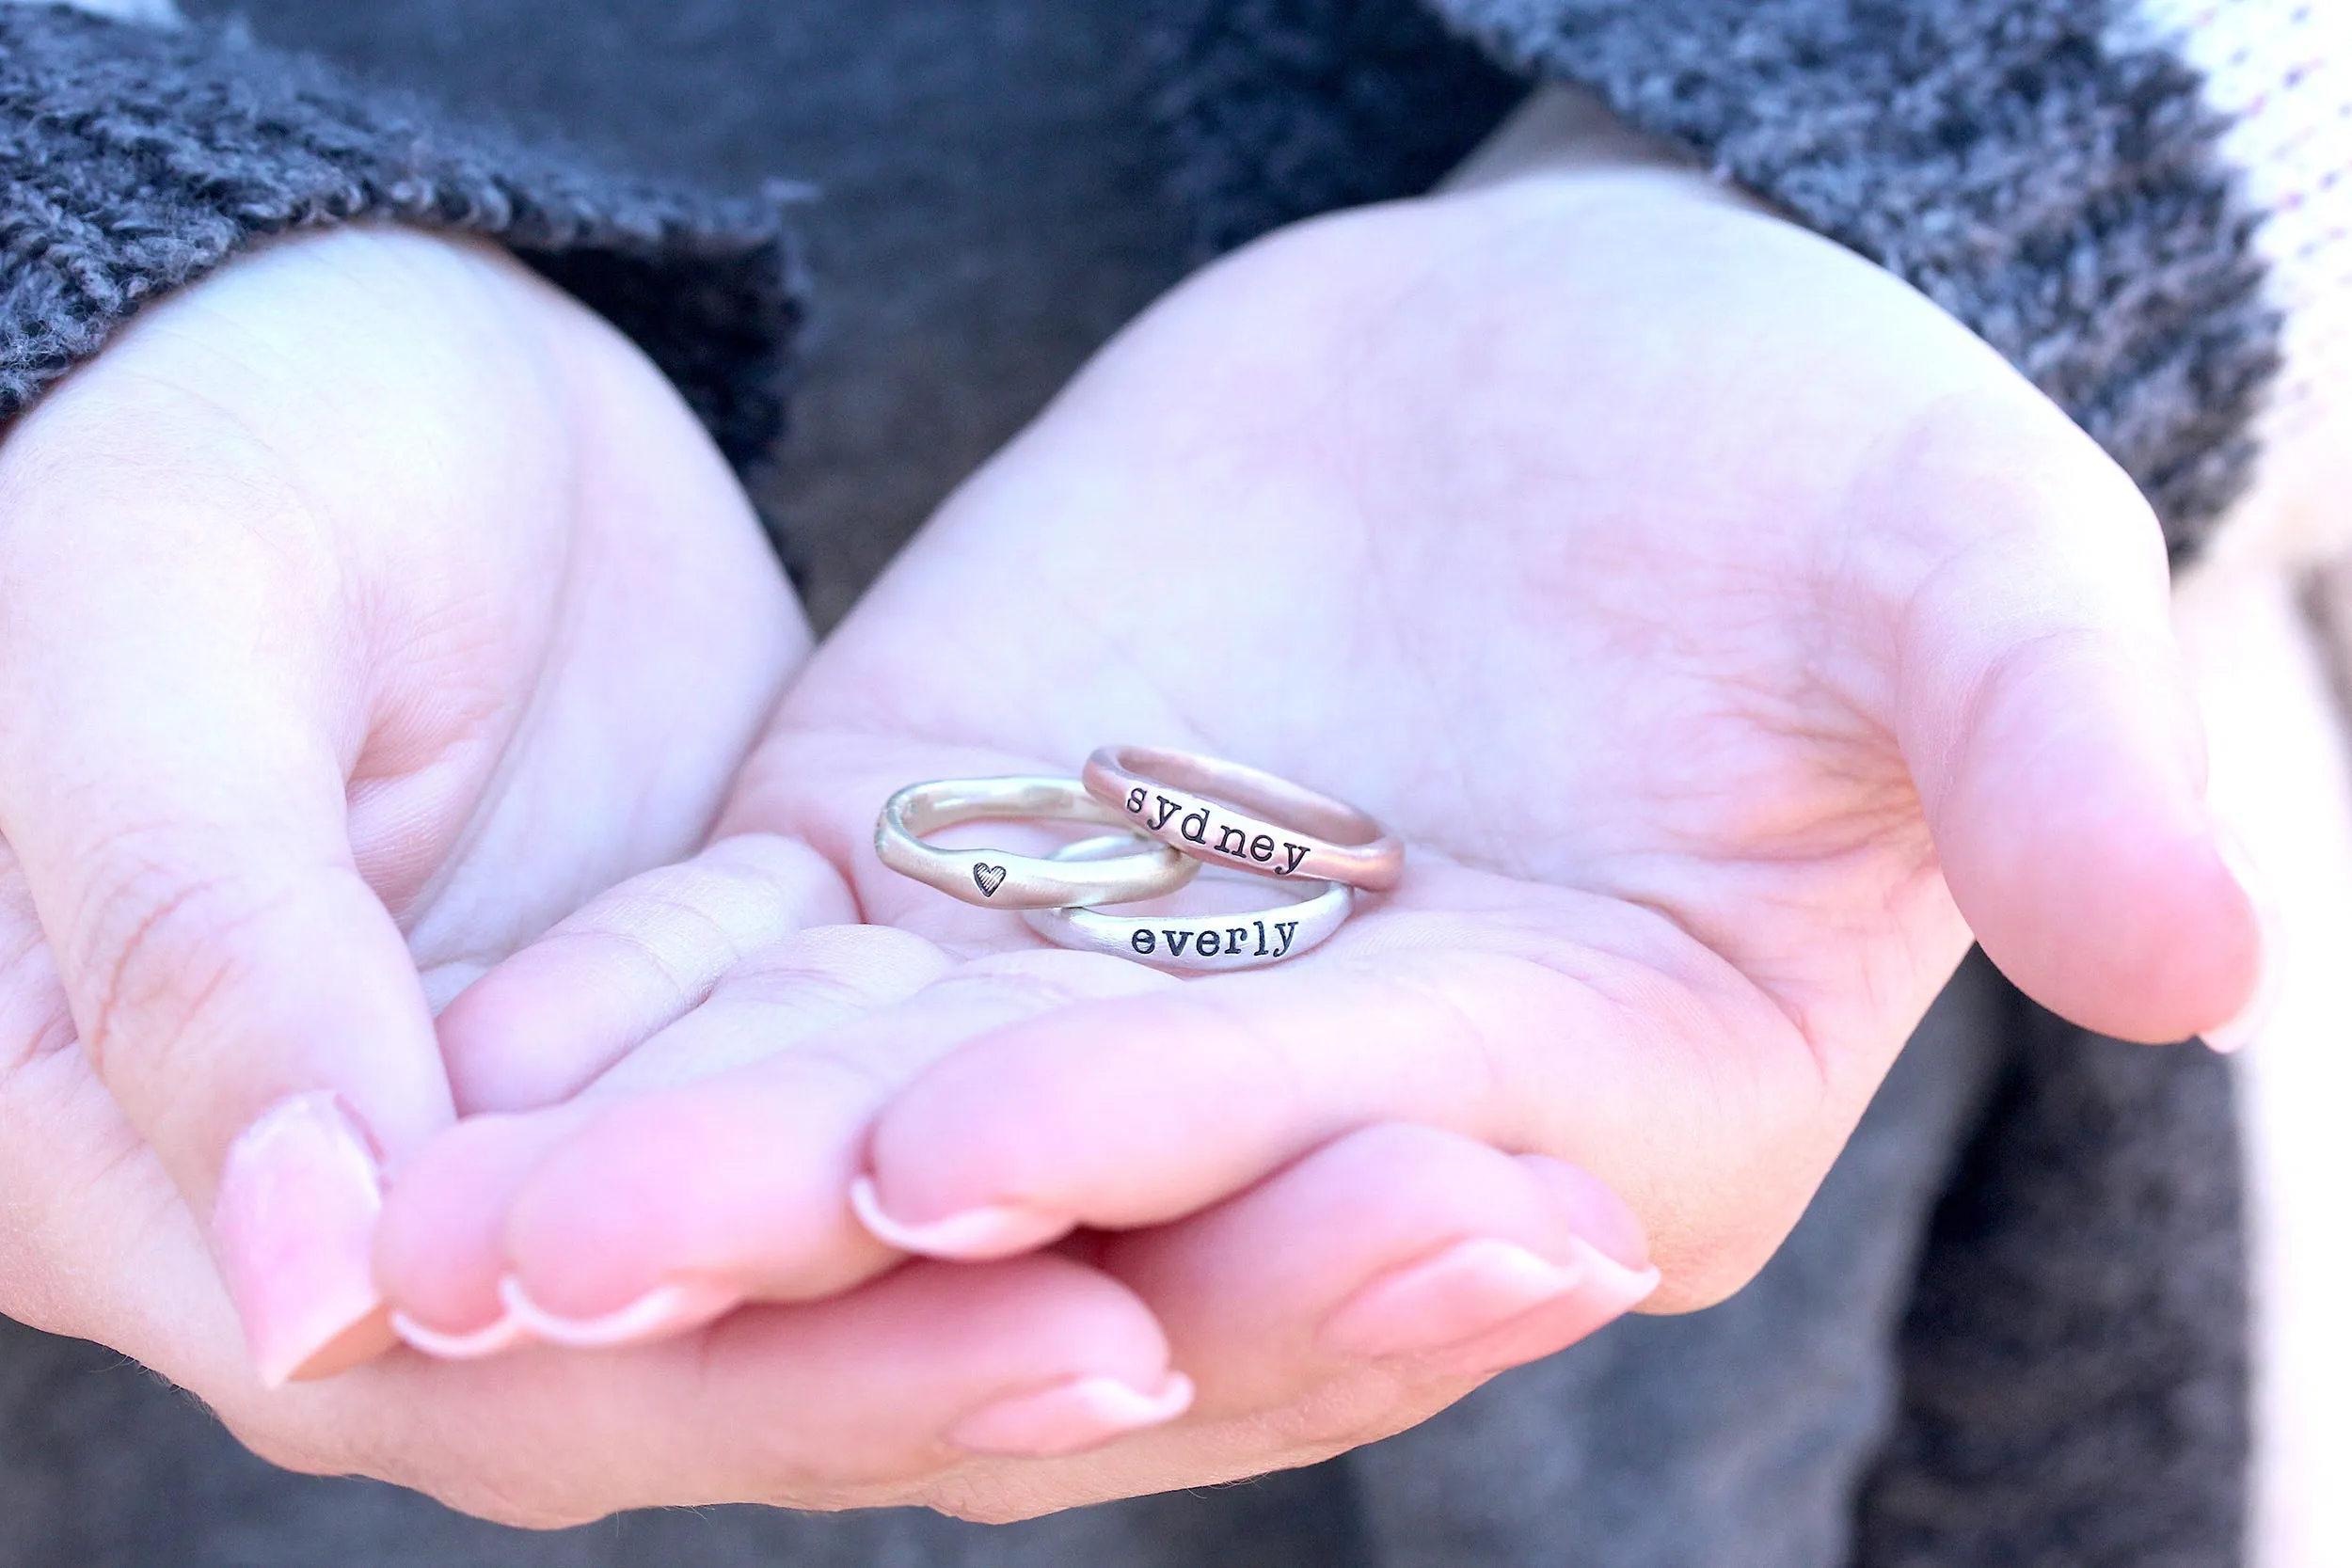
xmin=0 ymin=4 xmax=800 ymax=460
xmin=0 ymin=2 xmax=2265 ymax=1565
xmin=0 ymin=0 xmax=2281 ymax=547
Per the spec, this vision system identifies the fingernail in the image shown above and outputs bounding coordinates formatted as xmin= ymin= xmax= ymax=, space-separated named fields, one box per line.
xmin=390 ymin=1307 xmax=532 ymax=1361
xmin=946 ymin=1372 xmax=1195 ymax=1458
xmin=850 ymin=1174 xmax=1071 ymax=1259
xmin=2206 ymin=826 xmax=2284 ymax=1054
xmin=212 ymin=1091 xmax=399 ymax=1387
xmin=497 ymin=1275 xmax=743 ymax=1350
xmin=1319 ymin=1236 xmax=1661 ymax=1375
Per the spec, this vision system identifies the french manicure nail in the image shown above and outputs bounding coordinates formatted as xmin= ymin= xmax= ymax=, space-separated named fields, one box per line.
xmin=1320 ymin=1236 xmax=1661 ymax=1373
xmin=946 ymin=1372 xmax=1195 ymax=1458
xmin=850 ymin=1174 xmax=1071 ymax=1259
xmin=212 ymin=1091 xmax=399 ymax=1387
xmin=2205 ymin=826 xmax=2284 ymax=1054
xmin=390 ymin=1307 xmax=533 ymax=1361
xmin=497 ymin=1275 xmax=743 ymax=1350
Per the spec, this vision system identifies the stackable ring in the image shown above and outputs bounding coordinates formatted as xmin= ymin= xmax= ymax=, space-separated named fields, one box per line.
xmin=876 ymin=776 xmax=1199 ymax=910
xmin=1023 ymin=837 xmax=1353 ymax=972
xmin=1083 ymin=744 xmax=1405 ymax=892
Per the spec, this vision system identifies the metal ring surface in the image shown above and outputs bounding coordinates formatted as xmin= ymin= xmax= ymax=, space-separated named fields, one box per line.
xmin=1023 ymin=837 xmax=1353 ymax=972
xmin=1083 ymin=744 xmax=1405 ymax=892
xmin=875 ymin=776 xmax=1199 ymax=910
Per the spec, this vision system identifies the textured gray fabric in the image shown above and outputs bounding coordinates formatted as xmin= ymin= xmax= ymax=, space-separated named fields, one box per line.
xmin=0 ymin=3 xmax=799 ymax=464
xmin=1347 ymin=996 xmax=2250 ymax=1568
xmin=173 ymin=0 xmax=1196 ymax=628
xmin=1144 ymin=0 xmax=1524 ymax=261
xmin=1354 ymin=957 xmax=2012 ymax=1568
xmin=1855 ymin=1006 xmax=2249 ymax=1567
xmin=1149 ymin=0 xmax=2280 ymax=556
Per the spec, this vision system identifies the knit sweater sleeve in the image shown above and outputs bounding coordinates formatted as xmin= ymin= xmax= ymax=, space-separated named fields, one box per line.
xmin=1146 ymin=0 xmax=2280 ymax=556
xmin=0 ymin=3 xmax=799 ymax=465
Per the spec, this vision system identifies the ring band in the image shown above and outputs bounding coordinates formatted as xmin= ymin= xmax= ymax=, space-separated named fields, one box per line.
xmin=876 ymin=776 xmax=1200 ymax=910
xmin=1083 ymin=744 xmax=1405 ymax=892
xmin=1023 ymin=837 xmax=1353 ymax=971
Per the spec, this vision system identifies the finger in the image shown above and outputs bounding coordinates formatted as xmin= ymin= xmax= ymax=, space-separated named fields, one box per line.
xmin=0 ymin=430 xmax=449 ymax=1387
xmin=0 ymin=835 xmax=157 ymax=1343
xmin=855 ymin=892 xmax=1823 ymax=1310
xmin=909 ymin=1126 xmax=1656 ymax=1522
xmin=336 ymin=1256 xmax=1186 ymax=1520
xmin=0 ymin=828 xmax=309 ymax=1405
xmin=379 ymin=922 xmax=950 ymax=1349
xmin=1106 ymin=1123 xmax=1655 ymax=1418
xmin=685 ymin=1256 xmax=1189 ymax=1494
xmin=0 ymin=660 xmax=437 ymax=1381
xmin=501 ymin=951 xmax=1170 ymax=1326
xmin=384 ymin=943 xmax=1173 ymax=1354
xmin=1865 ymin=394 xmax=2268 ymax=1043
xmin=436 ymin=832 xmax=857 ymax=1114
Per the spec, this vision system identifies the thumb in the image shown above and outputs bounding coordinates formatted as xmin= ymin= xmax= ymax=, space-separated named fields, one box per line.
xmin=0 ymin=499 xmax=451 ymax=1390
xmin=1880 ymin=398 xmax=2269 ymax=1045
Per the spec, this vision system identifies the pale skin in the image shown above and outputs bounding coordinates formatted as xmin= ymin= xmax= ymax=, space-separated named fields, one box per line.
xmin=0 ymin=102 xmax=2265 ymax=1524
xmin=402 ymin=117 xmax=2259 ymax=1505
xmin=0 ymin=224 xmax=1263 ymax=1518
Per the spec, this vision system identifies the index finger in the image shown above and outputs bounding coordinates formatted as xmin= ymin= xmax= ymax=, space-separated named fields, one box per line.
xmin=845 ymin=873 xmax=1836 ymax=1310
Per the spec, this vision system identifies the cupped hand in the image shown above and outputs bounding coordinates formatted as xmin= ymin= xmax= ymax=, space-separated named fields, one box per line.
xmin=0 ymin=225 xmax=810 ymax=1397
xmin=0 ymin=863 xmax=1190 ymax=1523
xmin=372 ymin=147 xmax=2265 ymax=1521
xmin=0 ymin=226 xmax=1261 ymax=1529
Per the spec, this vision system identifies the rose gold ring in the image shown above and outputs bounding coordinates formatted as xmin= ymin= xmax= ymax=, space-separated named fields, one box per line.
xmin=1082 ymin=744 xmax=1405 ymax=892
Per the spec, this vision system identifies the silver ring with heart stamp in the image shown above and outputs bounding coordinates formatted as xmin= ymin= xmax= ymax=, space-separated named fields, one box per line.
xmin=1022 ymin=835 xmax=1354 ymax=971
xmin=874 ymin=776 xmax=1200 ymax=911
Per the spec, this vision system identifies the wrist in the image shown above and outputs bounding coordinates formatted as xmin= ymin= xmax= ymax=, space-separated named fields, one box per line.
xmin=1440 ymin=84 xmax=1764 ymax=219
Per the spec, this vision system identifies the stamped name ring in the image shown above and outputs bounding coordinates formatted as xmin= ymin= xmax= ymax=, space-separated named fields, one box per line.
xmin=1023 ymin=837 xmax=1354 ymax=972
xmin=1083 ymin=744 xmax=1405 ymax=892
xmin=876 ymin=776 xmax=1200 ymax=911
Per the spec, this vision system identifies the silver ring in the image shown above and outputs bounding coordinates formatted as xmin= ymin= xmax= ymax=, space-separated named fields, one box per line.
xmin=876 ymin=777 xmax=1199 ymax=910
xmin=1023 ymin=837 xmax=1353 ymax=971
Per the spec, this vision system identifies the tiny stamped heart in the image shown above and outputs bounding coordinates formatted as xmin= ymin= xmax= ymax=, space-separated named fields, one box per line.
xmin=972 ymin=863 xmax=1009 ymax=899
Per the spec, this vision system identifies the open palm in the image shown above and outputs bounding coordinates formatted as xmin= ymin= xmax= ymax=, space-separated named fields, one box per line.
xmin=762 ymin=155 xmax=2260 ymax=1294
